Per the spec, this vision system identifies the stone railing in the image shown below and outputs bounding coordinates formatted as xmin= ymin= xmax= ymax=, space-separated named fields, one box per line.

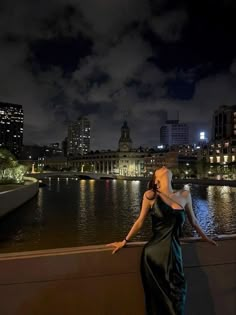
xmin=0 ymin=236 xmax=235 ymax=315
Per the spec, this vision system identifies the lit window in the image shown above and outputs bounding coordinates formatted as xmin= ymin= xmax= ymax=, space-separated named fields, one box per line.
xmin=216 ymin=156 xmax=220 ymax=163
xmin=224 ymin=155 xmax=228 ymax=163
xmin=210 ymin=157 xmax=214 ymax=163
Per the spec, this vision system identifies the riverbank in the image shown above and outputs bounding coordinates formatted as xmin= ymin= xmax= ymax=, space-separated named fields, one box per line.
xmin=0 ymin=177 xmax=39 ymax=218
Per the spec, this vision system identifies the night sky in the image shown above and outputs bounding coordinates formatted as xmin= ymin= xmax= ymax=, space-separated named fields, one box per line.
xmin=1 ymin=0 xmax=236 ymax=149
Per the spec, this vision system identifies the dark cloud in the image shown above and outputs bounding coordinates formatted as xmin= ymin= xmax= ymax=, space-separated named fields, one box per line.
xmin=30 ymin=35 xmax=93 ymax=73
xmin=0 ymin=0 xmax=236 ymax=149
xmin=149 ymin=8 xmax=188 ymax=42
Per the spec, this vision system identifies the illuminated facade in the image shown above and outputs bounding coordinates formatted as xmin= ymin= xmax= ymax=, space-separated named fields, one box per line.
xmin=207 ymin=105 xmax=236 ymax=176
xmin=68 ymin=116 xmax=90 ymax=156
xmin=0 ymin=102 xmax=24 ymax=157
xmin=208 ymin=140 xmax=236 ymax=164
xmin=68 ymin=121 xmax=179 ymax=176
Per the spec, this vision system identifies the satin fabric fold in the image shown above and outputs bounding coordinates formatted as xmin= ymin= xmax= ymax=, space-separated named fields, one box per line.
xmin=141 ymin=196 xmax=187 ymax=315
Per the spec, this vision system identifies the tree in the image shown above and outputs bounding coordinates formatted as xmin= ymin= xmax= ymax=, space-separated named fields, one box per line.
xmin=0 ymin=149 xmax=26 ymax=184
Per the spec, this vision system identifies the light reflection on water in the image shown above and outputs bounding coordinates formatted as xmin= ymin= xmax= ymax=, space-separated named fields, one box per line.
xmin=0 ymin=179 xmax=235 ymax=253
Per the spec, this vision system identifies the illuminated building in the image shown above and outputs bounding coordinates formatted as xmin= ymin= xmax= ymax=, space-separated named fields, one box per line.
xmin=68 ymin=116 xmax=90 ymax=156
xmin=0 ymin=102 xmax=24 ymax=157
xmin=68 ymin=121 xmax=178 ymax=176
xmin=207 ymin=105 xmax=236 ymax=178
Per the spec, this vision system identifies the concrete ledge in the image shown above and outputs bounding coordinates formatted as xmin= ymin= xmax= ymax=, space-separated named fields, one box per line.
xmin=0 ymin=177 xmax=39 ymax=217
xmin=0 ymin=236 xmax=235 ymax=315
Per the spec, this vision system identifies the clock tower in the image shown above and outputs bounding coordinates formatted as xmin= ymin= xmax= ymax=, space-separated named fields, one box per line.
xmin=118 ymin=121 xmax=132 ymax=152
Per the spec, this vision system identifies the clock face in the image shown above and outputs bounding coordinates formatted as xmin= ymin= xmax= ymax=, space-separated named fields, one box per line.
xmin=121 ymin=144 xmax=129 ymax=151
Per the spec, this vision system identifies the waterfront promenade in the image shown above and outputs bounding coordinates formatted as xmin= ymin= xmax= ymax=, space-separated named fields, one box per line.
xmin=0 ymin=177 xmax=39 ymax=217
xmin=0 ymin=236 xmax=235 ymax=315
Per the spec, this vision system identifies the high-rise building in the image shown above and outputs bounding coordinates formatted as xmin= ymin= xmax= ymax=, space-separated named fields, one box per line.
xmin=160 ymin=120 xmax=189 ymax=146
xmin=212 ymin=105 xmax=236 ymax=140
xmin=0 ymin=102 xmax=24 ymax=157
xmin=67 ymin=116 xmax=90 ymax=156
xmin=207 ymin=105 xmax=236 ymax=167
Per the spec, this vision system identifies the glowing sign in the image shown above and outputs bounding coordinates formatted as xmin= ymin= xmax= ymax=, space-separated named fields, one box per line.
xmin=200 ymin=132 xmax=205 ymax=140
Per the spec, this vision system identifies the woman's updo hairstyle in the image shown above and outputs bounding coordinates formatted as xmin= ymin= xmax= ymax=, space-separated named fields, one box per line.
xmin=148 ymin=169 xmax=159 ymax=192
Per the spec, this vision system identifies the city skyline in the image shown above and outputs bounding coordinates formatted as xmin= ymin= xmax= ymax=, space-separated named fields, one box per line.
xmin=0 ymin=1 xmax=236 ymax=149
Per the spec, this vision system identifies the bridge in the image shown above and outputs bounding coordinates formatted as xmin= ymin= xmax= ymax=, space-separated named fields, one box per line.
xmin=30 ymin=171 xmax=116 ymax=180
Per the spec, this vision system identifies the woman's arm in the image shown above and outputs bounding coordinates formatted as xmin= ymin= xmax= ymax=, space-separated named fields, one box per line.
xmin=125 ymin=191 xmax=152 ymax=240
xmin=185 ymin=191 xmax=217 ymax=246
xmin=106 ymin=191 xmax=152 ymax=254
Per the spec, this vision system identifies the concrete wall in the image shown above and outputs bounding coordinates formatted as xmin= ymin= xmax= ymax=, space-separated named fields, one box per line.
xmin=0 ymin=237 xmax=235 ymax=315
xmin=0 ymin=177 xmax=39 ymax=217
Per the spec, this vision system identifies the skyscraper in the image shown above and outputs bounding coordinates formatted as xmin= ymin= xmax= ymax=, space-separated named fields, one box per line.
xmin=67 ymin=116 xmax=90 ymax=156
xmin=0 ymin=102 xmax=24 ymax=157
xmin=207 ymin=105 xmax=236 ymax=166
xmin=160 ymin=120 xmax=189 ymax=146
xmin=212 ymin=105 xmax=236 ymax=140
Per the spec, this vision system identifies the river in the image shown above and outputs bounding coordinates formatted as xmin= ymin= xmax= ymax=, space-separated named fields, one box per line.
xmin=0 ymin=178 xmax=235 ymax=253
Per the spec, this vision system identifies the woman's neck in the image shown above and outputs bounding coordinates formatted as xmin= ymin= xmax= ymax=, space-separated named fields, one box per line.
xmin=158 ymin=180 xmax=173 ymax=195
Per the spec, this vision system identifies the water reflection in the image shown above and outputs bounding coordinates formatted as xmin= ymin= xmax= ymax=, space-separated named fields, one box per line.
xmin=56 ymin=178 xmax=60 ymax=192
xmin=77 ymin=180 xmax=87 ymax=231
xmin=48 ymin=177 xmax=51 ymax=190
xmin=0 ymin=180 xmax=236 ymax=253
xmin=207 ymin=185 xmax=235 ymax=234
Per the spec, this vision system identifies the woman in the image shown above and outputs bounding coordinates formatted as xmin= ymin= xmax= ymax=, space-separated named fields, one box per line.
xmin=106 ymin=166 xmax=217 ymax=315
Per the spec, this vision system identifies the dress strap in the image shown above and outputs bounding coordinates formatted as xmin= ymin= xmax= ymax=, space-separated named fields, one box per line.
xmin=157 ymin=190 xmax=184 ymax=209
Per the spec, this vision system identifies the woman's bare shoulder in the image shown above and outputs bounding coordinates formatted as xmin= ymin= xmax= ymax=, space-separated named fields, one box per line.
xmin=178 ymin=187 xmax=191 ymax=198
xmin=144 ymin=189 xmax=156 ymax=200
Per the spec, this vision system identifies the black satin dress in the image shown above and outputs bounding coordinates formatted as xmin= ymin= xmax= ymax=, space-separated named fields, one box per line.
xmin=140 ymin=195 xmax=187 ymax=315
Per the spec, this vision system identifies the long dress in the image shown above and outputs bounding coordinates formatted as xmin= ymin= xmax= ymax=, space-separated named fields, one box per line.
xmin=140 ymin=194 xmax=187 ymax=315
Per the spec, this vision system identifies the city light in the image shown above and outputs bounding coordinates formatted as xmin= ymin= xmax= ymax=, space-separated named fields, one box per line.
xmin=200 ymin=131 xmax=205 ymax=140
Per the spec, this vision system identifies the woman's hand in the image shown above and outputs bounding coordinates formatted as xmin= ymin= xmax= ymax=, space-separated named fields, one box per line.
xmin=105 ymin=240 xmax=126 ymax=254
